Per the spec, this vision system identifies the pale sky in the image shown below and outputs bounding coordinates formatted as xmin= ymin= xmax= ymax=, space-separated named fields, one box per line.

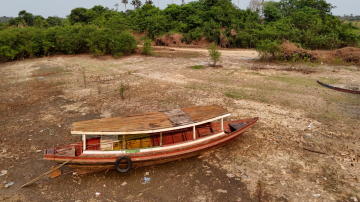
xmin=0 ymin=0 xmax=358 ymax=18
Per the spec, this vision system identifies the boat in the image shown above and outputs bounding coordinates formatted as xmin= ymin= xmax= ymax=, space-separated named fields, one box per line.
xmin=44 ymin=105 xmax=258 ymax=174
xmin=317 ymin=80 xmax=360 ymax=94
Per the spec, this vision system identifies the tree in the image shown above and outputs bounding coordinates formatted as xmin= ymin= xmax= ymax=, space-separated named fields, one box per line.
xmin=33 ymin=15 xmax=45 ymax=28
xmin=145 ymin=0 xmax=153 ymax=4
xmin=264 ymin=3 xmax=281 ymax=23
xmin=247 ymin=0 xmax=261 ymax=12
xmin=114 ymin=3 xmax=119 ymax=11
xmin=208 ymin=44 xmax=221 ymax=66
xmin=131 ymin=0 xmax=136 ymax=10
xmin=91 ymin=5 xmax=106 ymax=14
xmin=69 ymin=7 xmax=89 ymax=24
xmin=46 ymin=16 xmax=62 ymax=27
xmin=131 ymin=0 xmax=142 ymax=10
xmin=17 ymin=10 xmax=34 ymax=26
xmin=122 ymin=0 xmax=128 ymax=10
xmin=276 ymin=0 xmax=336 ymax=17
xmin=136 ymin=0 xmax=142 ymax=9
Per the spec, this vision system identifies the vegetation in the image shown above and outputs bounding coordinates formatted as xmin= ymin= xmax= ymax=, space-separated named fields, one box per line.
xmin=190 ymin=65 xmax=204 ymax=69
xmin=208 ymin=44 xmax=221 ymax=66
xmin=119 ymin=82 xmax=127 ymax=100
xmin=0 ymin=0 xmax=359 ymax=62
xmin=141 ymin=39 xmax=153 ymax=55
xmin=0 ymin=16 xmax=13 ymax=23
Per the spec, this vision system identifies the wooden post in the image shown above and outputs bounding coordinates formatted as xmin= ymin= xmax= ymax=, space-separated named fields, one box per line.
xmin=160 ymin=132 xmax=162 ymax=147
xmin=83 ymin=134 xmax=86 ymax=151
xmin=21 ymin=158 xmax=73 ymax=188
xmin=122 ymin=135 xmax=125 ymax=150
xmin=193 ymin=126 xmax=196 ymax=140
xmin=221 ymin=118 xmax=224 ymax=131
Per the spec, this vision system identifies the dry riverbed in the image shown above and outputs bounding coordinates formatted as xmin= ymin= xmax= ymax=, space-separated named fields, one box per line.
xmin=0 ymin=47 xmax=359 ymax=201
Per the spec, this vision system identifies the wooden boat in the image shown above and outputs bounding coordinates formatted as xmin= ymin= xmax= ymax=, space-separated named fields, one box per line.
xmin=44 ymin=105 xmax=258 ymax=173
xmin=317 ymin=80 xmax=360 ymax=94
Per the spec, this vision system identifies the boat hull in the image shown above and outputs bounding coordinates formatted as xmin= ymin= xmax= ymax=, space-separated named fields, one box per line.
xmin=317 ymin=80 xmax=360 ymax=94
xmin=45 ymin=118 xmax=258 ymax=174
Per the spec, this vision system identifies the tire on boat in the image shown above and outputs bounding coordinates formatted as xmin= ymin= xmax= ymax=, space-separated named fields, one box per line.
xmin=115 ymin=156 xmax=132 ymax=173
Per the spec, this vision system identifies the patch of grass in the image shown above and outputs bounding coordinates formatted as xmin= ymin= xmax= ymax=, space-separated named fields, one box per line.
xmin=76 ymin=62 xmax=108 ymax=72
xmin=266 ymin=75 xmax=317 ymax=87
xmin=250 ymin=72 xmax=266 ymax=76
xmin=154 ymin=51 xmax=200 ymax=58
xmin=119 ymin=82 xmax=127 ymax=100
xmin=227 ymin=70 xmax=239 ymax=75
xmin=81 ymin=67 xmax=87 ymax=88
xmin=225 ymin=92 xmax=242 ymax=99
xmin=224 ymin=89 xmax=269 ymax=103
xmin=185 ymin=83 xmax=207 ymax=90
xmin=189 ymin=65 xmax=204 ymax=69
xmin=210 ymin=78 xmax=231 ymax=84
xmin=346 ymin=67 xmax=359 ymax=72
xmin=319 ymin=77 xmax=341 ymax=84
xmin=31 ymin=65 xmax=66 ymax=77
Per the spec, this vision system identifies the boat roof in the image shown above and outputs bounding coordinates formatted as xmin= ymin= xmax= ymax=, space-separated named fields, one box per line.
xmin=71 ymin=105 xmax=230 ymax=135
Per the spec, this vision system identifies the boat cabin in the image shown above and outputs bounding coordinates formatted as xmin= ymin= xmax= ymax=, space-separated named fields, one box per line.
xmin=68 ymin=105 xmax=231 ymax=155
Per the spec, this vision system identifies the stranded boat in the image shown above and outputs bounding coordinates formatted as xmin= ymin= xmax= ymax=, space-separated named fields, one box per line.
xmin=44 ymin=105 xmax=258 ymax=173
xmin=317 ymin=80 xmax=360 ymax=94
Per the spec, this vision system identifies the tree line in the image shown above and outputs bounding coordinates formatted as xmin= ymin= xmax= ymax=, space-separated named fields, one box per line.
xmin=0 ymin=0 xmax=359 ymax=62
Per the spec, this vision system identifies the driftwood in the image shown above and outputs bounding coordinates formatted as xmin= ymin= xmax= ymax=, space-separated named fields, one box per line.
xmin=21 ymin=158 xmax=73 ymax=188
xmin=302 ymin=147 xmax=326 ymax=155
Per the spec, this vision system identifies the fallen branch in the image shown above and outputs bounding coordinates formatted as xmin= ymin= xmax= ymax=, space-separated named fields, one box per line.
xmin=302 ymin=147 xmax=326 ymax=155
xmin=21 ymin=158 xmax=73 ymax=188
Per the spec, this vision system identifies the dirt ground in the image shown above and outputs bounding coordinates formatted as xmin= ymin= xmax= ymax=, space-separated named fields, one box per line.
xmin=0 ymin=47 xmax=359 ymax=202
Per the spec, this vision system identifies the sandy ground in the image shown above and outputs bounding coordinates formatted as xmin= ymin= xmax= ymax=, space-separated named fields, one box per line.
xmin=0 ymin=47 xmax=359 ymax=202
xmin=160 ymin=47 xmax=259 ymax=59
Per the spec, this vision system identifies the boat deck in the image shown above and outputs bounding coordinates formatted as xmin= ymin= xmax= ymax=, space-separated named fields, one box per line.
xmin=71 ymin=105 xmax=230 ymax=135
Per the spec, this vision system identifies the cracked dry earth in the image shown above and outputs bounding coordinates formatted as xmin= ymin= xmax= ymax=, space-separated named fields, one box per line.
xmin=0 ymin=47 xmax=359 ymax=202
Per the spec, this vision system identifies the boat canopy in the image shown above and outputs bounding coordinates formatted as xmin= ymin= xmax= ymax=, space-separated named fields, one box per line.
xmin=71 ymin=105 xmax=230 ymax=135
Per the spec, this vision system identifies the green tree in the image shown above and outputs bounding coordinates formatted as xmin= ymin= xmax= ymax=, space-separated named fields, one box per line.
xmin=141 ymin=39 xmax=153 ymax=55
xmin=207 ymin=44 xmax=221 ymax=66
xmin=264 ymin=3 xmax=281 ymax=23
xmin=46 ymin=16 xmax=63 ymax=27
xmin=91 ymin=5 xmax=106 ymax=15
xmin=69 ymin=8 xmax=89 ymax=25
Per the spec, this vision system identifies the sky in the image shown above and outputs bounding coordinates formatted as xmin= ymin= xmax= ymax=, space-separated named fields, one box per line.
xmin=0 ymin=0 xmax=358 ymax=18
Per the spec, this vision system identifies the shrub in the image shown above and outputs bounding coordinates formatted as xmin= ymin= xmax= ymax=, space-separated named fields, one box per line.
xmin=141 ymin=39 xmax=153 ymax=55
xmin=255 ymin=39 xmax=282 ymax=60
xmin=0 ymin=26 xmax=137 ymax=62
xmin=207 ymin=43 xmax=221 ymax=66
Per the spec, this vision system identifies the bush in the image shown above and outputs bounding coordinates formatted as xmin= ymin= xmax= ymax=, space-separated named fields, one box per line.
xmin=207 ymin=43 xmax=221 ymax=66
xmin=255 ymin=39 xmax=282 ymax=60
xmin=0 ymin=26 xmax=137 ymax=62
xmin=141 ymin=39 xmax=153 ymax=55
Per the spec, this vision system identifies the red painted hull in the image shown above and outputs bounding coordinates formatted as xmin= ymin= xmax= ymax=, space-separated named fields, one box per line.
xmin=317 ymin=80 xmax=360 ymax=94
xmin=44 ymin=118 xmax=258 ymax=173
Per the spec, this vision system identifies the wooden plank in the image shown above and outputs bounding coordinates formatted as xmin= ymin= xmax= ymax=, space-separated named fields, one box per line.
xmin=21 ymin=158 xmax=73 ymax=188
xmin=71 ymin=105 xmax=229 ymax=135
xmin=72 ymin=114 xmax=230 ymax=135
xmin=163 ymin=109 xmax=194 ymax=126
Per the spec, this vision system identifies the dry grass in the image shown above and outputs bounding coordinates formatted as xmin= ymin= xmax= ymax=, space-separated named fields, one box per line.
xmin=0 ymin=53 xmax=359 ymax=201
